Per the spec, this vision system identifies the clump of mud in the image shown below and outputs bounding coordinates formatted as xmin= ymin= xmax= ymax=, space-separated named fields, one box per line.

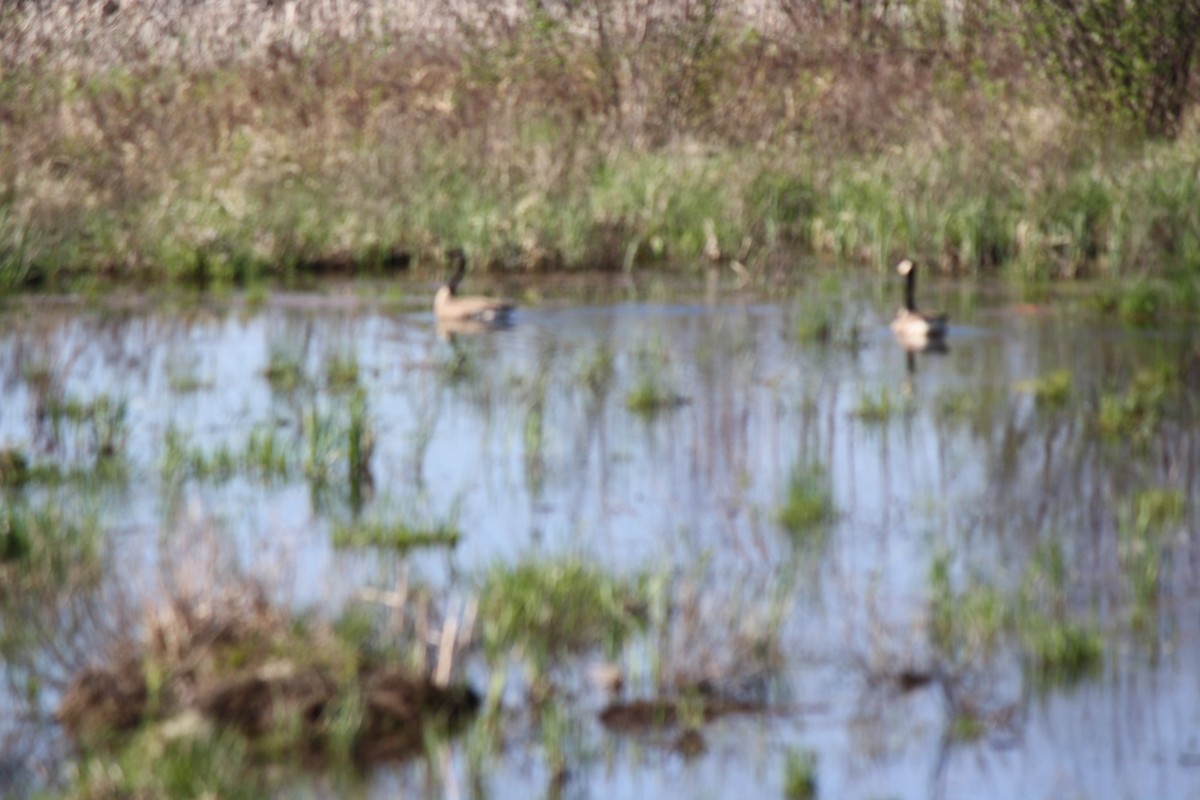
xmin=56 ymin=582 xmax=478 ymax=762
xmin=599 ymin=687 xmax=765 ymax=733
xmin=597 ymin=683 xmax=767 ymax=759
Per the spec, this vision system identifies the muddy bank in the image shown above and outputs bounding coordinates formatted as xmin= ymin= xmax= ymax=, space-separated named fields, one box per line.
xmin=56 ymin=586 xmax=479 ymax=764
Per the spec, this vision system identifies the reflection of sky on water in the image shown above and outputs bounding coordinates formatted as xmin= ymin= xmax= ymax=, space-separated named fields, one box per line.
xmin=1 ymin=278 xmax=1199 ymax=799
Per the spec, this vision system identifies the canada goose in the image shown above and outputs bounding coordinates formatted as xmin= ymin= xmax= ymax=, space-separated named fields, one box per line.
xmin=433 ymin=249 xmax=514 ymax=323
xmin=891 ymin=258 xmax=948 ymax=345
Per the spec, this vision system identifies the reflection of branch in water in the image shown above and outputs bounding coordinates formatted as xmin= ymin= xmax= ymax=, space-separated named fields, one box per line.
xmin=265 ymin=316 xmax=318 ymax=427
xmin=407 ymin=398 xmax=440 ymax=492
xmin=0 ymin=555 xmax=136 ymax=791
xmin=928 ymin=663 xmax=1025 ymax=800
xmin=848 ymin=597 xmax=1026 ymax=800
xmin=521 ymin=370 xmax=551 ymax=523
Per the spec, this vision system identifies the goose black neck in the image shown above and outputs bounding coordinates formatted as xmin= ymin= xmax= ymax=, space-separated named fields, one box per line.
xmin=904 ymin=266 xmax=917 ymax=312
xmin=446 ymin=249 xmax=468 ymax=291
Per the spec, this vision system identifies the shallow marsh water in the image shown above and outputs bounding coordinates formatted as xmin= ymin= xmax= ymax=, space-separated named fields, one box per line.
xmin=2 ymin=271 xmax=1199 ymax=799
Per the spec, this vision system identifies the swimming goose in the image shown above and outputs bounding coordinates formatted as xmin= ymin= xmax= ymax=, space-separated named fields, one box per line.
xmin=433 ymin=249 xmax=514 ymax=323
xmin=891 ymin=258 xmax=948 ymax=345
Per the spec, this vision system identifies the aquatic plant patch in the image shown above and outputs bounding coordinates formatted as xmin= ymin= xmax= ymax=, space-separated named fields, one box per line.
xmin=477 ymin=558 xmax=650 ymax=665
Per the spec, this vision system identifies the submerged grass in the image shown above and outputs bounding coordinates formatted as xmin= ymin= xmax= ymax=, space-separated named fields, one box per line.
xmin=1118 ymin=488 xmax=1187 ymax=634
xmin=853 ymin=387 xmax=912 ymax=423
xmin=577 ymin=343 xmax=616 ymax=397
xmin=934 ymin=385 xmax=1005 ymax=425
xmin=0 ymin=501 xmax=103 ymax=592
xmin=263 ymin=349 xmax=307 ymax=393
xmin=302 ymin=389 xmax=374 ymax=503
xmin=928 ymin=556 xmax=1007 ymax=663
xmin=929 ymin=549 xmax=1104 ymax=690
xmin=1015 ymin=369 xmax=1073 ymax=409
xmin=626 ymin=339 xmax=687 ymax=418
xmin=43 ymin=393 xmax=129 ymax=465
xmin=62 ymin=729 xmax=263 ymax=800
xmin=331 ymin=520 xmax=460 ymax=551
xmin=794 ymin=289 xmax=862 ymax=348
xmin=775 ymin=462 xmax=835 ymax=543
xmin=1092 ymin=279 xmax=1192 ymax=326
xmin=324 ymin=351 xmax=361 ymax=392
xmin=626 ymin=374 xmax=688 ymax=418
xmin=783 ymin=748 xmax=818 ymax=800
xmin=1095 ymin=363 xmax=1180 ymax=442
xmin=162 ymin=425 xmax=292 ymax=483
xmin=167 ymin=366 xmax=213 ymax=394
xmin=1018 ymin=618 xmax=1104 ymax=687
xmin=477 ymin=558 xmax=648 ymax=666
xmin=1016 ymin=543 xmax=1103 ymax=686
xmin=0 ymin=446 xmax=67 ymax=486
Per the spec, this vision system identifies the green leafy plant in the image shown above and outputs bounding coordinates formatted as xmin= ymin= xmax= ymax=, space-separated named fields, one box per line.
xmin=1020 ymin=0 xmax=1200 ymax=138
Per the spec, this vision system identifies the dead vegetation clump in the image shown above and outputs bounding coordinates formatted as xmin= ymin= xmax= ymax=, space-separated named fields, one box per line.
xmin=0 ymin=0 xmax=1044 ymax=286
xmin=597 ymin=685 xmax=765 ymax=758
xmin=588 ymin=568 xmax=791 ymax=746
xmin=598 ymin=684 xmax=766 ymax=731
xmin=55 ymin=575 xmax=479 ymax=763
xmin=55 ymin=654 xmax=149 ymax=738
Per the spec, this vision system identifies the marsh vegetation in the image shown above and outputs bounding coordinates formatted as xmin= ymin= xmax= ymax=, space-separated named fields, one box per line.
xmin=2 ymin=0 xmax=1199 ymax=292
xmin=2 ymin=0 xmax=1200 ymax=797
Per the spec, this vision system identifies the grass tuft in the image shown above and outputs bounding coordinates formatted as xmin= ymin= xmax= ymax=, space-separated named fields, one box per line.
xmin=1118 ymin=488 xmax=1186 ymax=633
xmin=1095 ymin=364 xmax=1179 ymax=442
xmin=626 ymin=374 xmax=688 ymax=418
xmin=776 ymin=462 xmax=835 ymax=542
xmin=1019 ymin=618 xmax=1104 ymax=687
xmin=331 ymin=520 xmax=460 ymax=551
xmin=478 ymin=558 xmax=648 ymax=666
xmin=324 ymin=352 xmax=361 ymax=392
xmin=161 ymin=426 xmax=291 ymax=483
xmin=1015 ymin=368 xmax=1072 ymax=408
xmin=577 ymin=344 xmax=616 ymax=397
xmin=931 ymin=547 xmax=1105 ymax=692
xmin=853 ymin=387 xmax=911 ymax=423
xmin=783 ymin=748 xmax=818 ymax=800
xmin=0 ymin=502 xmax=103 ymax=593
xmin=263 ymin=349 xmax=307 ymax=393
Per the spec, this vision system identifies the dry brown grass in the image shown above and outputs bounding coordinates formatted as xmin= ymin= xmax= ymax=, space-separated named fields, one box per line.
xmin=1 ymin=0 xmax=1025 ymax=162
xmin=53 ymin=531 xmax=478 ymax=761
xmin=2 ymin=0 xmax=1191 ymax=285
xmin=0 ymin=0 xmax=798 ymax=74
xmin=1 ymin=0 xmax=467 ymax=72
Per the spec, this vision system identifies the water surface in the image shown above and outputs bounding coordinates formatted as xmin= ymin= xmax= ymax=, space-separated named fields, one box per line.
xmin=1 ymin=273 xmax=1198 ymax=799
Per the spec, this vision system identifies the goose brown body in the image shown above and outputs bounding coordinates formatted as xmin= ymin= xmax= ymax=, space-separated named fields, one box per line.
xmin=433 ymin=250 xmax=514 ymax=323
